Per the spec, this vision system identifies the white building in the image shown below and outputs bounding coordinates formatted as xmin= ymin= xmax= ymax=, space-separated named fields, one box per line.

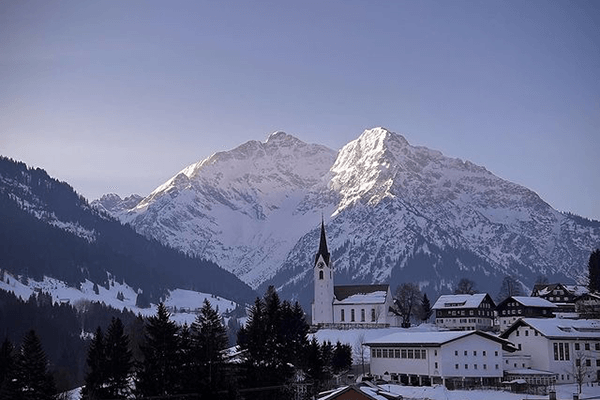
xmin=500 ymin=318 xmax=600 ymax=384
xmin=432 ymin=293 xmax=495 ymax=331
xmin=311 ymin=220 xmax=399 ymax=328
xmin=366 ymin=330 xmax=516 ymax=389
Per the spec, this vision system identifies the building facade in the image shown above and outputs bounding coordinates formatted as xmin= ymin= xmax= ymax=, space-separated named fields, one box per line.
xmin=432 ymin=294 xmax=495 ymax=331
xmin=366 ymin=330 xmax=516 ymax=389
xmin=500 ymin=318 xmax=600 ymax=384
xmin=496 ymin=296 xmax=556 ymax=331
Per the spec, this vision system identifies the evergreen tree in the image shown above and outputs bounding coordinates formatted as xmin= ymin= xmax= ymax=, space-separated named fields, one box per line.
xmin=104 ymin=318 xmax=132 ymax=398
xmin=305 ymin=338 xmax=324 ymax=397
xmin=0 ymin=338 xmax=19 ymax=400
xmin=191 ymin=299 xmax=230 ymax=398
xmin=81 ymin=327 xmax=108 ymax=400
xmin=419 ymin=293 xmax=433 ymax=322
xmin=588 ymin=249 xmax=600 ymax=293
xmin=331 ymin=341 xmax=352 ymax=374
xmin=136 ymin=303 xmax=180 ymax=398
xmin=14 ymin=330 xmax=56 ymax=400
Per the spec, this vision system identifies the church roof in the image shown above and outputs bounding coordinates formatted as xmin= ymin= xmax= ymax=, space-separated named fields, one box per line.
xmin=314 ymin=219 xmax=331 ymax=266
xmin=334 ymin=284 xmax=389 ymax=304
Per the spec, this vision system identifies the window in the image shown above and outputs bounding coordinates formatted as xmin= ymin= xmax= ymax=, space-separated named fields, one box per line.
xmin=483 ymin=364 xmax=487 ymax=370
xmin=422 ymin=350 xmax=427 ymax=359
xmin=525 ymin=330 xmax=529 ymax=336
xmin=455 ymin=364 xmax=459 ymax=370
xmin=464 ymin=351 xmax=468 ymax=356
xmin=351 ymin=309 xmax=355 ymax=322
xmin=319 ymin=270 xmax=323 ymax=280
xmin=596 ymin=343 xmax=600 ymax=351
xmin=455 ymin=350 xmax=458 ymax=356
xmin=596 ymin=360 xmax=600 ymax=367
xmin=518 ymin=344 xmax=522 ymax=350
xmin=474 ymin=364 xmax=478 ymax=370
xmin=516 ymin=330 xmax=520 ymax=336
xmin=394 ymin=349 xmax=400 ymax=358
xmin=361 ymin=309 xmax=365 ymax=322
xmin=465 ymin=364 xmax=468 ymax=369
xmin=435 ymin=362 xmax=438 ymax=369
xmin=496 ymin=364 xmax=499 ymax=370
xmin=576 ymin=359 xmax=581 ymax=367
xmin=401 ymin=349 xmax=407 ymax=358
xmin=585 ymin=343 xmax=590 ymax=351
xmin=495 ymin=351 xmax=499 ymax=357
xmin=483 ymin=351 xmax=487 ymax=356
xmin=586 ymin=359 xmax=591 ymax=367
xmin=341 ymin=309 xmax=345 ymax=322
xmin=372 ymin=349 xmax=376 ymax=358
xmin=382 ymin=349 xmax=388 ymax=358
xmin=408 ymin=350 xmax=414 ymax=359
xmin=575 ymin=343 xmax=580 ymax=351
xmin=371 ymin=308 xmax=376 ymax=322
xmin=435 ymin=350 xmax=438 ymax=356
xmin=473 ymin=351 xmax=477 ymax=356
xmin=376 ymin=349 xmax=382 ymax=358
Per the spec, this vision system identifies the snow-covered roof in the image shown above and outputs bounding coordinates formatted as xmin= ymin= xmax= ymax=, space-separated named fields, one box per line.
xmin=334 ymin=285 xmax=389 ymax=305
xmin=318 ymin=384 xmax=401 ymax=400
xmin=532 ymin=283 xmax=588 ymax=297
xmin=432 ymin=293 xmax=489 ymax=309
xmin=365 ymin=330 xmax=512 ymax=349
xmin=504 ymin=296 xmax=557 ymax=308
xmin=503 ymin=318 xmax=600 ymax=340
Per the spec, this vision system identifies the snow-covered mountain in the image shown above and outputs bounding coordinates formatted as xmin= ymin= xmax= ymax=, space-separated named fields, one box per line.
xmin=96 ymin=128 xmax=600 ymax=306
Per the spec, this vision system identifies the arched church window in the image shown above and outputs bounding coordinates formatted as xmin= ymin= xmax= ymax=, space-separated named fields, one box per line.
xmin=319 ymin=270 xmax=324 ymax=280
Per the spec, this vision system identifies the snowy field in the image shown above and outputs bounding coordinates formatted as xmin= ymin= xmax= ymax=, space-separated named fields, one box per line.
xmin=0 ymin=272 xmax=239 ymax=326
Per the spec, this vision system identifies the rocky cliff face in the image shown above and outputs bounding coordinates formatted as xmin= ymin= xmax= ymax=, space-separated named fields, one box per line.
xmin=95 ymin=128 xmax=600 ymax=305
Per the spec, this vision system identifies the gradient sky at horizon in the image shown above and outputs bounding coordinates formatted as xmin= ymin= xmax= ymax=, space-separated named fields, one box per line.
xmin=1 ymin=1 xmax=599 ymax=219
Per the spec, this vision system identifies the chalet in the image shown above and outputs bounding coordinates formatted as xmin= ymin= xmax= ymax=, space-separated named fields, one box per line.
xmin=531 ymin=283 xmax=588 ymax=314
xmin=432 ymin=294 xmax=495 ymax=331
xmin=312 ymin=220 xmax=399 ymax=328
xmin=365 ymin=330 xmax=516 ymax=389
xmin=495 ymin=296 xmax=556 ymax=331
xmin=576 ymin=292 xmax=600 ymax=319
xmin=500 ymin=318 xmax=600 ymax=384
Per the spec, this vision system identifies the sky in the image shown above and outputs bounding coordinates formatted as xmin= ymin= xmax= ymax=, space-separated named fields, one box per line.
xmin=1 ymin=1 xmax=599 ymax=220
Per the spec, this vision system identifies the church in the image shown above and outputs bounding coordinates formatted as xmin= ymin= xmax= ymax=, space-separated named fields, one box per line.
xmin=311 ymin=220 xmax=400 ymax=328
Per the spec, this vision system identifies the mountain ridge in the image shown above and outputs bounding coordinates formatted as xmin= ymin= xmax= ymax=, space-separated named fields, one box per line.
xmin=93 ymin=128 xmax=600 ymax=308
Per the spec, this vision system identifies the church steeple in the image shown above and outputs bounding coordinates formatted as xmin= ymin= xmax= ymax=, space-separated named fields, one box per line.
xmin=315 ymin=217 xmax=331 ymax=266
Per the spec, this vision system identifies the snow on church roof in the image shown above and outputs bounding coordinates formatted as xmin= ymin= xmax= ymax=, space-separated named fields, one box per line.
xmin=334 ymin=285 xmax=389 ymax=305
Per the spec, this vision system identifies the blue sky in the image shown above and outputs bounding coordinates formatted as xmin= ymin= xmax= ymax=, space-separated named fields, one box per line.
xmin=1 ymin=1 xmax=599 ymax=220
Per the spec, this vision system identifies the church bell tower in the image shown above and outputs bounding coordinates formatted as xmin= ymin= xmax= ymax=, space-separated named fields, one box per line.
xmin=312 ymin=218 xmax=334 ymax=325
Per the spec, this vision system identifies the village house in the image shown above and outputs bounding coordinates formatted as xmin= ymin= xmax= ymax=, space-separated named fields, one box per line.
xmin=531 ymin=283 xmax=588 ymax=314
xmin=432 ymin=293 xmax=495 ymax=331
xmin=495 ymin=296 xmax=557 ymax=331
xmin=365 ymin=330 xmax=516 ymax=389
xmin=500 ymin=318 xmax=600 ymax=385
xmin=312 ymin=220 xmax=399 ymax=328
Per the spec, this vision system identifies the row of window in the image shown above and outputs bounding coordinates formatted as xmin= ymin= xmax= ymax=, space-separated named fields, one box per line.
xmin=454 ymin=350 xmax=499 ymax=357
xmin=454 ymin=363 xmax=499 ymax=370
xmin=371 ymin=348 xmax=427 ymax=360
xmin=437 ymin=318 xmax=492 ymax=325
xmin=340 ymin=308 xmax=377 ymax=322
xmin=438 ymin=310 xmax=493 ymax=317
xmin=553 ymin=342 xmax=570 ymax=361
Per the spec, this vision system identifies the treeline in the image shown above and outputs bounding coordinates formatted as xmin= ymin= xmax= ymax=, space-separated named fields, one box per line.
xmin=0 ymin=156 xmax=256 ymax=305
xmin=0 ymin=290 xmax=141 ymax=391
xmin=1 ymin=287 xmax=352 ymax=399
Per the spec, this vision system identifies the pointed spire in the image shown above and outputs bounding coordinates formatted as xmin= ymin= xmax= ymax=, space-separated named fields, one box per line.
xmin=315 ymin=217 xmax=331 ymax=266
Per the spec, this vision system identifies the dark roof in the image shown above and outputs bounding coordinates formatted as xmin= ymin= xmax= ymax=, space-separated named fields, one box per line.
xmin=334 ymin=284 xmax=389 ymax=301
xmin=314 ymin=218 xmax=331 ymax=266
